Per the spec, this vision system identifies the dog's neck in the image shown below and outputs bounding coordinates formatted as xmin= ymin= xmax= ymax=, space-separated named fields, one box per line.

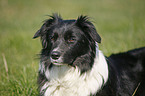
xmin=41 ymin=50 xmax=109 ymax=96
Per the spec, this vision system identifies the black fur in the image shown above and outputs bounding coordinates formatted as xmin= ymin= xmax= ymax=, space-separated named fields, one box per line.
xmin=98 ymin=47 xmax=145 ymax=96
xmin=34 ymin=14 xmax=145 ymax=96
xmin=34 ymin=14 xmax=101 ymax=73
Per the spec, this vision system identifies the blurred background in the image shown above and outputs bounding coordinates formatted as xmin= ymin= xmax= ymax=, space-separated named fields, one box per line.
xmin=0 ymin=0 xmax=145 ymax=95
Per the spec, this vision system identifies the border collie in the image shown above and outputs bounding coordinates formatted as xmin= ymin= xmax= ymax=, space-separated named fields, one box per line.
xmin=33 ymin=14 xmax=145 ymax=96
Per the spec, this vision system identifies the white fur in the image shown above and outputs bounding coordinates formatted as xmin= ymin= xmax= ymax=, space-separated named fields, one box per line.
xmin=39 ymin=62 xmax=45 ymax=74
xmin=41 ymin=50 xmax=108 ymax=96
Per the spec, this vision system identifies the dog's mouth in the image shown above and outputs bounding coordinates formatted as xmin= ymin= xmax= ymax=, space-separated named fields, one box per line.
xmin=51 ymin=58 xmax=67 ymax=66
xmin=51 ymin=58 xmax=75 ymax=67
xmin=52 ymin=61 xmax=66 ymax=66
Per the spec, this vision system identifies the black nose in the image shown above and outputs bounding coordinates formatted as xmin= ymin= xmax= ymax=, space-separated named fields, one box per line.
xmin=51 ymin=51 xmax=61 ymax=60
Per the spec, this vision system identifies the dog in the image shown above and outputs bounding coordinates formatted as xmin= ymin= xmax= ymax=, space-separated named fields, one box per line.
xmin=33 ymin=14 xmax=145 ymax=96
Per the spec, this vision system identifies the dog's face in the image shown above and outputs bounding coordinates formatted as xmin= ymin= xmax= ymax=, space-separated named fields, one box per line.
xmin=33 ymin=14 xmax=101 ymax=73
xmin=47 ymin=24 xmax=89 ymax=66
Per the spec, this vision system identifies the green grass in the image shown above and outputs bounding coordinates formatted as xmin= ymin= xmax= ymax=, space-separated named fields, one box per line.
xmin=0 ymin=0 xmax=145 ymax=95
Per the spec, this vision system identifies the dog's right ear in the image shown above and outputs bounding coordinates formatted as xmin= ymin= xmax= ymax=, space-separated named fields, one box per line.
xmin=33 ymin=13 xmax=62 ymax=39
xmin=33 ymin=29 xmax=41 ymax=39
xmin=33 ymin=22 xmax=48 ymax=39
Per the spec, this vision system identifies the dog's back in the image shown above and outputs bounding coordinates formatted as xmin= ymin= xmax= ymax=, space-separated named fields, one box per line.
xmin=104 ymin=47 xmax=145 ymax=96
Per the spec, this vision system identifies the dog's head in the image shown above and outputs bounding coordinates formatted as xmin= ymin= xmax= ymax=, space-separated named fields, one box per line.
xmin=33 ymin=14 xmax=101 ymax=73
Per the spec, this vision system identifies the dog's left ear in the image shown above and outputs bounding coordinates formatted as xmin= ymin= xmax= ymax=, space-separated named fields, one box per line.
xmin=76 ymin=15 xmax=101 ymax=43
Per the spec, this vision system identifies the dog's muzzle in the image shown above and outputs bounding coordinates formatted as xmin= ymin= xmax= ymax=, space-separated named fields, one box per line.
xmin=50 ymin=51 xmax=65 ymax=65
xmin=51 ymin=51 xmax=61 ymax=60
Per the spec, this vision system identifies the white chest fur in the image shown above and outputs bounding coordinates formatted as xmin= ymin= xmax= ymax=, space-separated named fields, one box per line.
xmin=41 ymin=51 xmax=108 ymax=96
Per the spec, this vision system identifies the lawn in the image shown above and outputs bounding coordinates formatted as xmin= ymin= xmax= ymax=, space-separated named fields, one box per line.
xmin=0 ymin=0 xmax=145 ymax=95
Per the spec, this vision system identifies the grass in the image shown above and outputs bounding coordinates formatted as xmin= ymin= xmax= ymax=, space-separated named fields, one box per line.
xmin=0 ymin=0 xmax=145 ymax=95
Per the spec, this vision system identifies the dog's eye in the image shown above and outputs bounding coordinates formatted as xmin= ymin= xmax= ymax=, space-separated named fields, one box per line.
xmin=50 ymin=33 xmax=58 ymax=42
xmin=67 ymin=37 xmax=76 ymax=43
xmin=51 ymin=36 xmax=55 ymax=41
